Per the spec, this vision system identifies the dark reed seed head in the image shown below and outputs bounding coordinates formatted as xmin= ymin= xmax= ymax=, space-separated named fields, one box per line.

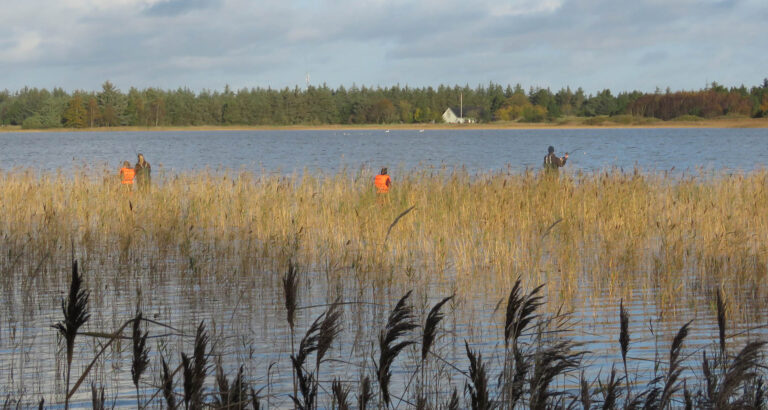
xmin=290 ymin=355 xmax=316 ymax=410
xmin=715 ymin=340 xmax=766 ymax=408
xmin=192 ymin=321 xmax=209 ymax=408
xmin=528 ymin=340 xmax=584 ymax=410
xmin=716 ymin=289 xmax=726 ymax=356
xmin=445 ymin=386 xmax=460 ymax=410
xmin=37 ymin=397 xmax=44 ymax=410
xmin=131 ymin=312 xmax=150 ymax=388
xmin=181 ymin=322 xmax=209 ymax=410
xmin=619 ymin=299 xmax=630 ymax=361
xmin=331 ymin=378 xmax=350 ymax=410
xmin=464 ymin=341 xmax=491 ymax=410
xmin=283 ymin=260 xmax=299 ymax=331
xmin=295 ymin=311 xmax=324 ymax=368
xmin=215 ymin=363 xmax=248 ymax=409
xmin=683 ymin=380 xmax=692 ymax=410
xmin=422 ymin=294 xmax=454 ymax=361
xmin=316 ymin=300 xmax=343 ymax=369
xmin=52 ymin=259 xmax=91 ymax=362
xmin=161 ymin=357 xmax=177 ymax=410
xmin=599 ymin=366 xmax=621 ymax=410
xmin=358 ymin=376 xmax=373 ymax=410
xmin=579 ymin=372 xmax=592 ymax=410
xmin=658 ymin=320 xmax=692 ymax=409
xmin=376 ymin=290 xmax=418 ymax=407
xmin=504 ymin=278 xmax=544 ymax=349
xmin=181 ymin=352 xmax=194 ymax=409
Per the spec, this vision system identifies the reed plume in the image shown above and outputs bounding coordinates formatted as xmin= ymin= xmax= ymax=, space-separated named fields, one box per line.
xmin=716 ymin=289 xmax=726 ymax=358
xmin=161 ymin=357 xmax=177 ymax=410
xmin=422 ymin=294 xmax=453 ymax=361
xmin=528 ymin=330 xmax=583 ymax=410
xmin=283 ymin=260 xmax=299 ymax=401
xmin=504 ymin=279 xmax=544 ymax=350
xmin=214 ymin=363 xmax=248 ymax=410
xmin=465 ymin=341 xmax=493 ymax=410
xmin=182 ymin=321 xmax=209 ymax=410
xmin=52 ymin=259 xmax=90 ymax=410
xmin=658 ymin=320 xmax=691 ymax=409
xmin=131 ymin=311 xmax=150 ymax=408
xmin=598 ymin=366 xmax=621 ymax=410
xmin=358 ymin=376 xmax=373 ymax=410
xmin=290 ymin=310 xmax=324 ymax=410
xmin=712 ymin=341 xmax=766 ymax=408
xmin=445 ymin=387 xmax=460 ymax=410
xmin=331 ymin=378 xmax=350 ymax=410
xmin=316 ymin=300 xmax=343 ymax=375
xmin=376 ymin=290 xmax=418 ymax=407
xmin=578 ymin=371 xmax=592 ymax=410
xmin=283 ymin=260 xmax=299 ymax=332
xmin=619 ymin=299 xmax=631 ymax=402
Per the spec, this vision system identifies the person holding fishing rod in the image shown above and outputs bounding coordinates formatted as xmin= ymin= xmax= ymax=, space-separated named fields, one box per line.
xmin=134 ymin=153 xmax=151 ymax=191
xmin=543 ymin=146 xmax=568 ymax=173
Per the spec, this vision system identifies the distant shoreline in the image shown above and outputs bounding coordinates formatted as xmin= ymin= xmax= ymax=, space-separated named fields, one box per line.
xmin=1 ymin=117 xmax=767 ymax=133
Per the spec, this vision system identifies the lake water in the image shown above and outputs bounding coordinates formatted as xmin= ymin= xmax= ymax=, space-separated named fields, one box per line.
xmin=0 ymin=128 xmax=766 ymax=174
xmin=1 ymin=128 xmax=767 ymax=408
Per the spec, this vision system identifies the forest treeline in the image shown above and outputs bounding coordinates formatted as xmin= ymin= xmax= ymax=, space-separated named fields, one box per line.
xmin=1 ymin=79 xmax=767 ymax=129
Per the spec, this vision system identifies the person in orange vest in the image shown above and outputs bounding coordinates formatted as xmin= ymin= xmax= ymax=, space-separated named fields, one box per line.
xmin=119 ymin=160 xmax=135 ymax=186
xmin=374 ymin=167 xmax=392 ymax=194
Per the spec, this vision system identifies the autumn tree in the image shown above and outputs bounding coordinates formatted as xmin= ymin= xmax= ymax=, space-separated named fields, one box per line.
xmin=63 ymin=94 xmax=87 ymax=128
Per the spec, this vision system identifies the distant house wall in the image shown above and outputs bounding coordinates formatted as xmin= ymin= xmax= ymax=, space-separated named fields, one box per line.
xmin=442 ymin=108 xmax=464 ymax=124
xmin=442 ymin=107 xmax=478 ymax=124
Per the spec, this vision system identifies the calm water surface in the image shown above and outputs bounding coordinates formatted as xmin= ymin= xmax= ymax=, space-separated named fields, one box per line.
xmin=1 ymin=128 xmax=767 ymax=408
xmin=0 ymin=128 xmax=766 ymax=174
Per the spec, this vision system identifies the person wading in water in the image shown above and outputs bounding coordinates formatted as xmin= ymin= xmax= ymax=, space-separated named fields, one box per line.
xmin=134 ymin=153 xmax=151 ymax=191
xmin=374 ymin=167 xmax=392 ymax=203
xmin=119 ymin=160 xmax=135 ymax=187
xmin=543 ymin=146 xmax=568 ymax=173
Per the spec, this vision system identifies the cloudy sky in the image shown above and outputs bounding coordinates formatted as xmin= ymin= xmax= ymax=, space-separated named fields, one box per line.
xmin=1 ymin=0 xmax=765 ymax=94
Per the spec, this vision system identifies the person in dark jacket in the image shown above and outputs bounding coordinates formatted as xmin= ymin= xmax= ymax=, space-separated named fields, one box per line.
xmin=543 ymin=146 xmax=568 ymax=172
xmin=134 ymin=153 xmax=151 ymax=190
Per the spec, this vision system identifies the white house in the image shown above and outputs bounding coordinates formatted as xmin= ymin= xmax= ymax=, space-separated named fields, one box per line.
xmin=442 ymin=107 xmax=476 ymax=124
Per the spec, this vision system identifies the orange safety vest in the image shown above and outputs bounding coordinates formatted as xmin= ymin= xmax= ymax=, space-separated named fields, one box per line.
xmin=120 ymin=167 xmax=135 ymax=184
xmin=374 ymin=174 xmax=391 ymax=193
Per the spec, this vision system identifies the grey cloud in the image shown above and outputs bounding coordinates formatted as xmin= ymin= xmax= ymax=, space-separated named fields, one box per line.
xmin=1 ymin=0 xmax=767 ymax=94
xmin=143 ymin=0 xmax=215 ymax=17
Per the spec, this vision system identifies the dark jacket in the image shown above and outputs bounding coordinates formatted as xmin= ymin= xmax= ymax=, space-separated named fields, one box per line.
xmin=543 ymin=153 xmax=567 ymax=171
xmin=134 ymin=161 xmax=151 ymax=185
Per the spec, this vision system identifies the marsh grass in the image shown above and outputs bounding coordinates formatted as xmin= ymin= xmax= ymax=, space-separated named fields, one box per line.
xmin=2 ymin=166 xmax=768 ymax=407
xmin=2 ymin=166 xmax=766 ymax=317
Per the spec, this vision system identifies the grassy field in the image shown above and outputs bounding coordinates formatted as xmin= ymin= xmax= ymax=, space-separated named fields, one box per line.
xmin=1 ymin=166 xmax=766 ymax=315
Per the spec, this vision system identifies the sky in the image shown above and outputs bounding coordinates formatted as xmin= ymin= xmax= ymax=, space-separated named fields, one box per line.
xmin=0 ymin=0 xmax=766 ymax=95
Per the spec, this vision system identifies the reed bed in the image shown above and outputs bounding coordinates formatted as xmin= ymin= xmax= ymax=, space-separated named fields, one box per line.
xmin=15 ymin=259 xmax=768 ymax=409
xmin=0 ymin=166 xmax=765 ymax=315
